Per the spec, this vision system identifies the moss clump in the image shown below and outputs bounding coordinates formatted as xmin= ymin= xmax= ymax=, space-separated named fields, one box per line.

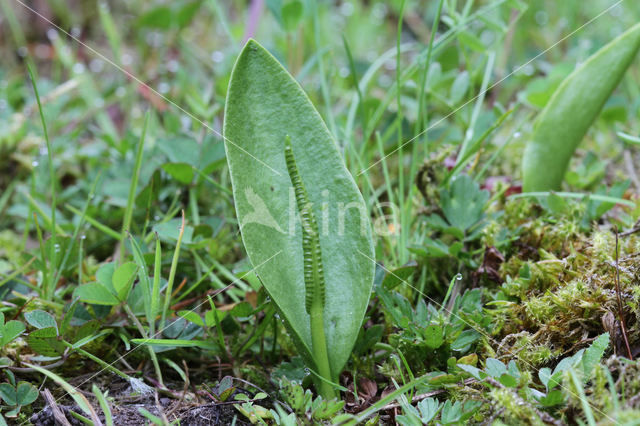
xmin=484 ymin=196 xmax=639 ymax=368
xmin=489 ymin=387 xmax=543 ymax=425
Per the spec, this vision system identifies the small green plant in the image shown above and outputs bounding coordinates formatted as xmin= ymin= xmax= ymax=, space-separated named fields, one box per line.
xmin=0 ymin=313 xmax=25 ymax=348
xmin=223 ymin=39 xmax=375 ymax=398
xmin=522 ymin=22 xmax=640 ymax=191
xmin=235 ymin=378 xmax=345 ymax=425
xmin=0 ymin=370 xmax=37 ymax=419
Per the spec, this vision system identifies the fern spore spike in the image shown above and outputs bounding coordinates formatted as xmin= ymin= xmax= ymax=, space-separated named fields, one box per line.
xmin=284 ymin=136 xmax=334 ymax=399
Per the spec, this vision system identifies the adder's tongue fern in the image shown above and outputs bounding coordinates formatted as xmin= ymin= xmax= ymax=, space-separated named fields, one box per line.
xmin=284 ymin=136 xmax=333 ymax=398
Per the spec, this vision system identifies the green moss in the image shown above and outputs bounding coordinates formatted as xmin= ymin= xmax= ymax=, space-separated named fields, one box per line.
xmin=490 ymin=387 xmax=543 ymax=426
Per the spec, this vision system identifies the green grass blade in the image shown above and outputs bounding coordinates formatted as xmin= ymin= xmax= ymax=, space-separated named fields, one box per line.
xmin=120 ymin=112 xmax=150 ymax=263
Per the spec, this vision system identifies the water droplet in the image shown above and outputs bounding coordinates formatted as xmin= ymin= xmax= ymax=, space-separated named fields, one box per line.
xmin=480 ymin=30 xmax=495 ymax=45
xmin=339 ymin=67 xmax=349 ymax=78
xmin=80 ymin=234 xmax=86 ymax=240
xmin=465 ymin=129 xmax=474 ymax=140
xmin=54 ymin=243 xmax=61 ymax=253
xmin=455 ymin=273 xmax=462 ymax=281
xmin=534 ymin=10 xmax=549 ymax=26
xmin=513 ymin=132 xmax=521 ymax=139
xmin=579 ymin=39 xmax=592 ymax=51
xmin=274 ymin=313 xmax=280 ymax=319
xmin=610 ymin=4 xmax=623 ymax=18
xmin=145 ymin=31 xmax=164 ymax=48
xmin=303 ymin=368 xmax=310 ymax=375
xmin=158 ymin=82 xmax=170 ymax=94
xmin=32 ymin=160 xmax=39 ymax=167
xmin=378 ymin=74 xmax=392 ymax=88
xmin=89 ymin=59 xmax=104 ymax=73
xmin=17 ymin=46 xmax=28 ymax=58
xmin=72 ymin=62 xmax=86 ymax=74
xmin=70 ymin=26 xmax=82 ymax=38
xmin=521 ymin=64 xmax=535 ymax=76
xmin=372 ymin=3 xmax=387 ymax=21
xmin=211 ymin=51 xmax=224 ymax=63
xmin=46 ymin=28 xmax=58 ymax=41
xmin=167 ymin=60 xmax=179 ymax=73
xmin=339 ymin=2 xmax=354 ymax=16
xmin=154 ymin=215 xmax=161 ymax=221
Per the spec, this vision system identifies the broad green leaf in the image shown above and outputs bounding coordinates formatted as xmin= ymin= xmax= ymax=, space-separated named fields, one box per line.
xmin=15 ymin=382 xmax=38 ymax=405
xmin=539 ymin=367 xmax=552 ymax=389
xmin=457 ymin=364 xmax=486 ymax=380
xmin=96 ymin=262 xmax=116 ymax=290
xmin=0 ymin=384 xmax=16 ymax=406
xmin=112 ymin=262 xmax=138 ymax=302
xmin=423 ymin=325 xmax=444 ymax=349
xmin=59 ymin=299 xmax=79 ymax=336
xmin=417 ymin=398 xmax=441 ymax=424
xmin=24 ymin=310 xmax=57 ymax=331
xmin=485 ymin=358 xmax=506 ymax=378
xmin=204 ymin=309 xmax=226 ymax=328
xmin=498 ymin=373 xmax=518 ymax=387
xmin=162 ymin=162 xmax=195 ymax=184
xmin=28 ymin=327 xmax=57 ymax=338
xmin=449 ymin=71 xmax=469 ymax=104
xmin=72 ymin=320 xmax=101 ymax=344
xmin=0 ymin=321 xmax=25 ymax=346
xmin=153 ymin=219 xmax=196 ymax=244
xmin=223 ymin=40 xmax=375 ymax=379
xmin=381 ymin=262 xmax=417 ymax=290
xmin=74 ymin=283 xmax=120 ymax=305
xmin=581 ymin=332 xmax=609 ymax=378
xmin=450 ymin=329 xmax=479 ymax=351
xmin=522 ymin=23 xmax=640 ymax=191
xmin=27 ymin=327 xmax=62 ymax=357
xmin=128 ymin=236 xmax=153 ymax=322
xmin=136 ymin=6 xmax=172 ymax=29
xmin=440 ymin=175 xmax=488 ymax=232
xmin=281 ymin=1 xmax=303 ymax=31
xmin=178 ymin=310 xmax=204 ymax=327
xmin=230 ymin=302 xmax=253 ymax=318
xmin=458 ymin=31 xmax=485 ymax=52
xmin=440 ymin=400 xmax=463 ymax=425
xmin=539 ymin=389 xmax=565 ymax=407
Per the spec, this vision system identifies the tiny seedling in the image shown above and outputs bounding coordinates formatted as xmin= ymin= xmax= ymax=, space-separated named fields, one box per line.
xmin=0 ymin=370 xmax=37 ymax=418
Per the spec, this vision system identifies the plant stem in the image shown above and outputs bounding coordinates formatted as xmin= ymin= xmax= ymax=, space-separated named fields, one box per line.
xmin=123 ymin=303 xmax=164 ymax=386
xmin=161 ymin=211 xmax=185 ymax=327
xmin=309 ymin=292 xmax=334 ymax=399
xmin=120 ymin=112 xmax=149 ymax=264
xmin=28 ymin=63 xmax=57 ymax=301
xmin=62 ymin=341 xmax=130 ymax=381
